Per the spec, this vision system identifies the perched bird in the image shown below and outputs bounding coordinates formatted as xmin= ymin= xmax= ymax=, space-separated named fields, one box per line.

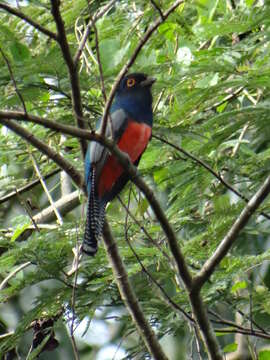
xmin=83 ymin=73 xmax=155 ymax=255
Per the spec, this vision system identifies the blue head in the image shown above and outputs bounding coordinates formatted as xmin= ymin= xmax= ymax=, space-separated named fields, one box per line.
xmin=111 ymin=73 xmax=156 ymax=126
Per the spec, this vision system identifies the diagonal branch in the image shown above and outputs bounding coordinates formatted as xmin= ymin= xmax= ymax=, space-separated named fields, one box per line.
xmin=73 ymin=0 xmax=117 ymax=65
xmin=102 ymin=220 xmax=169 ymax=360
xmin=50 ymin=0 xmax=87 ymax=157
xmin=194 ymin=175 xmax=270 ymax=291
xmin=0 ymin=169 xmax=60 ymax=205
xmin=0 ymin=3 xmax=57 ymax=41
xmin=30 ymin=153 xmax=63 ymax=225
xmin=16 ymin=191 xmax=80 ymax=242
xmin=0 ymin=118 xmax=83 ymax=188
xmin=150 ymin=0 xmax=165 ymax=19
xmin=100 ymin=0 xmax=185 ymax=135
xmin=0 ymin=47 xmax=27 ymax=113
xmin=153 ymin=134 xmax=270 ymax=221
xmin=122 ymin=198 xmax=194 ymax=323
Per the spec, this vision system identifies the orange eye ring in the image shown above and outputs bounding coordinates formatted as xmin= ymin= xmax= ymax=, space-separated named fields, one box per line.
xmin=126 ymin=78 xmax=136 ymax=87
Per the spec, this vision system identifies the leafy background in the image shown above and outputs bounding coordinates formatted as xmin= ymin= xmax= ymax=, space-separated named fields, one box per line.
xmin=0 ymin=0 xmax=270 ymax=359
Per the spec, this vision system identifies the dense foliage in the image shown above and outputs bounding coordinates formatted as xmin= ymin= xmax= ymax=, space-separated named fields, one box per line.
xmin=0 ymin=0 xmax=270 ymax=359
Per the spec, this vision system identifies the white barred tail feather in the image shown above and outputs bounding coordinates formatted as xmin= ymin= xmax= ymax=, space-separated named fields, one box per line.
xmin=82 ymin=167 xmax=105 ymax=255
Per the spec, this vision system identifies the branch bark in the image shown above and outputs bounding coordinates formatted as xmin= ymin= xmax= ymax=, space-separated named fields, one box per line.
xmin=153 ymin=134 xmax=270 ymax=221
xmin=0 ymin=118 xmax=83 ymax=188
xmin=102 ymin=220 xmax=169 ymax=360
xmin=16 ymin=190 xmax=80 ymax=242
xmin=0 ymin=169 xmax=60 ymax=205
xmin=50 ymin=0 xmax=87 ymax=157
xmin=0 ymin=3 xmax=57 ymax=40
xmin=73 ymin=0 xmax=117 ymax=65
xmin=194 ymin=175 xmax=270 ymax=291
xmin=100 ymin=0 xmax=185 ymax=135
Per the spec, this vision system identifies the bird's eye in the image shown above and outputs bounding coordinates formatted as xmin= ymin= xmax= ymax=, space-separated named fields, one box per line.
xmin=126 ymin=78 xmax=136 ymax=87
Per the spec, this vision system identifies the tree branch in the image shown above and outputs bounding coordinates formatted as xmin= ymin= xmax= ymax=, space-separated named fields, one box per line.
xmin=150 ymin=0 xmax=165 ymax=19
xmin=0 ymin=3 xmax=57 ymax=41
xmin=30 ymin=153 xmax=63 ymax=225
xmin=100 ymin=0 xmax=185 ymax=136
xmin=194 ymin=175 xmax=270 ymax=291
xmin=0 ymin=169 xmax=60 ymax=205
xmin=102 ymin=220 xmax=169 ymax=360
xmin=213 ymin=327 xmax=270 ymax=341
xmin=188 ymin=291 xmax=223 ymax=359
xmin=0 ymin=118 xmax=83 ymax=188
xmin=0 ymin=47 xmax=27 ymax=113
xmin=123 ymin=215 xmax=194 ymax=323
xmin=15 ymin=190 xmax=80 ymax=242
xmin=73 ymin=0 xmax=117 ymax=65
xmin=50 ymin=0 xmax=87 ymax=157
xmin=153 ymin=134 xmax=270 ymax=221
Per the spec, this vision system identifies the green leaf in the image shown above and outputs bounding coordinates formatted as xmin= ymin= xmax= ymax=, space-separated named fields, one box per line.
xmin=223 ymin=343 xmax=237 ymax=353
xmin=10 ymin=41 xmax=30 ymax=62
xmin=137 ymin=198 xmax=149 ymax=216
xmin=231 ymin=281 xmax=247 ymax=293
xmin=11 ymin=223 xmax=31 ymax=242
xmin=259 ymin=351 xmax=270 ymax=360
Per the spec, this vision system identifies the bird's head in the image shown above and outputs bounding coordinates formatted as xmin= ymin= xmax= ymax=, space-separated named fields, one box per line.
xmin=112 ymin=73 xmax=156 ymax=124
xmin=116 ymin=73 xmax=156 ymax=94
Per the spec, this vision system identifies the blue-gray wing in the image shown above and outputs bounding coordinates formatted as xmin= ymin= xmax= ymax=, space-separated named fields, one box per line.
xmin=85 ymin=109 xmax=128 ymax=194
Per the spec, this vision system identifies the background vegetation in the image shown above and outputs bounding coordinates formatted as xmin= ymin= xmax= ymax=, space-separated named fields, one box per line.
xmin=0 ymin=0 xmax=270 ymax=359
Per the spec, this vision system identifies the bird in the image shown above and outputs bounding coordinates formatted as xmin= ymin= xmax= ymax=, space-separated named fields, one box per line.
xmin=83 ymin=73 xmax=156 ymax=255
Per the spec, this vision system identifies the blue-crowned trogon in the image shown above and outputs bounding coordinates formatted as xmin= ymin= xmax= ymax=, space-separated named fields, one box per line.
xmin=83 ymin=73 xmax=155 ymax=255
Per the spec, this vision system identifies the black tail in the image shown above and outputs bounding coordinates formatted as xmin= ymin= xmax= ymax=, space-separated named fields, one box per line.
xmin=83 ymin=168 xmax=105 ymax=255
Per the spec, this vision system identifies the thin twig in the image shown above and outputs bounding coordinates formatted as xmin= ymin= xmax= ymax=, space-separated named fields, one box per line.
xmin=193 ymin=325 xmax=204 ymax=360
xmin=74 ymin=17 xmax=94 ymax=74
xmin=12 ymin=191 xmax=80 ymax=243
xmin=30 ymin=153 xmax=63 ymax=225
xmin=0 ymin=332 xmax=15 ymax=340
xmin=15 ymin=188 xmax=40 ymax=232
xmin=70 ymin=234 xmax=80 ymax=360
xmin=0 ymin=47 xmax=27 ymax=113
xmin=74 ymin=0 xmax=117 ymax=66
xmin=217 ymin=293 xmax=268 ymax=334
xmin=0 ymin=261 xmax=31 ymax=290
xmin=213 ymin=327 xmax=270 ymax=340
xmin=100 ymin=0 xmax=185 ymax=136
xmin=74 ymin=17 xmax=96 ymax=70
xmin=74 ymin=0 xmax=117 ymax=65
xmin=0 ymin=118 xmax=83 ymax=189
xmin=0 ymin=3 xmax=57 ymax=40
xmin=118 ymin=195 xmax=171 ymax=262
xmin=204 ymin=87 xmax=244 ymax=112
xmin=122 ymin=192 xmax=193 ymax=323
xmin=153 ymin=36 xmax=178 ymax=113
xmin=209 ymin=309 xmax=269 ymax=335
xmin=87 ymin=13 xmax=107 ymax=102
xmin=231 ymin=122 xmax=250 ymax=157
xmin=150 ymin=0 xmax=165 ymax=19
xmin=153 ymin=134 xmax=270 ymax=221
xmin=0 ymin=169 xmax=60 ymax=205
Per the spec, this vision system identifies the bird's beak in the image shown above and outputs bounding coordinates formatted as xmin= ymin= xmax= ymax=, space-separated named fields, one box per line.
xmin=140 ymin=76 xmax=156 ymax=87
